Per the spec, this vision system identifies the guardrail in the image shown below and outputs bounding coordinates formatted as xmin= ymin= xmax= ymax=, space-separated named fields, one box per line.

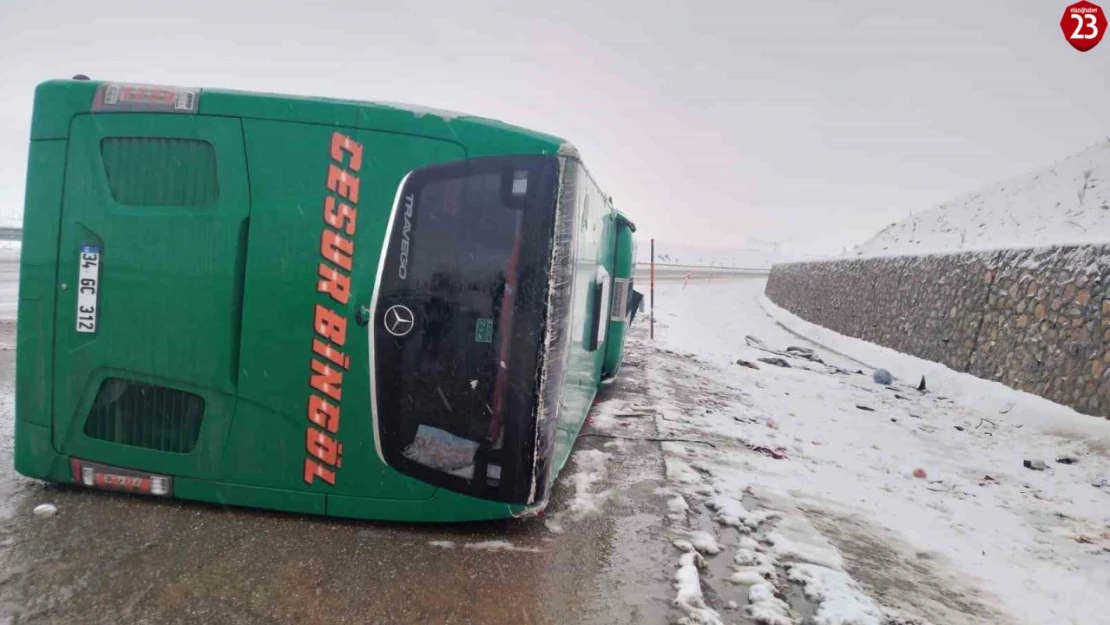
xmin=634 ymin=262 xmax=769 ymax=273
xmin=0 ymin=227 xmax=21 ymax=242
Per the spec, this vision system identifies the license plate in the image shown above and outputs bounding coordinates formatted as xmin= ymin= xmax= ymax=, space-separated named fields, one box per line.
xmin=70 ymin=458 xmax=173 ymax=496
xmin=76 ymin=245 xmax=101 ymax=333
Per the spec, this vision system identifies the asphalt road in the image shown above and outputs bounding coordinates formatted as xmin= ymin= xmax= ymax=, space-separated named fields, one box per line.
xmin=0 ymin=247 xmax=676 ymax=625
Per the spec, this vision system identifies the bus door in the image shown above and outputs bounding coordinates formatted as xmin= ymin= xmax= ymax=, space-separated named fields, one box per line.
xmin=52 ymin=112 xmax=250 ymax=480
xmin=602 ymin=213 xmax=637 ymax=382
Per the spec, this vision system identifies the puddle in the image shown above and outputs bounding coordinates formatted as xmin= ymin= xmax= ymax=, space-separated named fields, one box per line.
xmin=691 ymin=504 xmax=757 ymax=623
xmin=782 ymin=579 xmax=819 ymax=624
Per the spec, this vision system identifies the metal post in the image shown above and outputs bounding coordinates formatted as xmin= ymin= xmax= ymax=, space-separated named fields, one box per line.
xmin=650 ymin=238 xmax=655 ymax=340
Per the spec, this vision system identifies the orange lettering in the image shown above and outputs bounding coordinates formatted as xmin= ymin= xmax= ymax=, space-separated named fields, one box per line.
xmin=310 ymin=358 xmax=343 ymax=401
xmin=307 ymin=395 xmax=341 ymax=433
xmin=317 ymin=263 xmax=351 ymax=305
xmin=306 ymin=427 xmax=343 ymax=466
xmin=313 ymin=304 xmax=348 ymax=346
xmin=313 ymin=338 xmax=350 ymax=370
xmin=320 ymin=229 xmax=354 ymax=272
xmin=330 ymin=132 xmax=363 ymax=172
xmin=324 ymin=196 xmax=358 ymax=236
xmin=304 ymin=457 xmax=336 ymax=485
xmin=327 ymin=165 xmax=360 ymax=204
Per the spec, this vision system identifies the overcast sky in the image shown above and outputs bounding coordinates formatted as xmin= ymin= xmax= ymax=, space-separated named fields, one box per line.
xmin=1 ymin=0 xmax=1107 ymax=254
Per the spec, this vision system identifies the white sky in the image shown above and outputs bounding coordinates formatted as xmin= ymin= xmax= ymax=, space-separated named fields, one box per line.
xmin=1 ymin=0 xmax=1107 ymax=254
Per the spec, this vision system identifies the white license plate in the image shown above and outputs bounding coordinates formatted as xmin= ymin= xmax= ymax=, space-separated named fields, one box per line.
xmin=76 ymin=245 xmax=101 ymax=333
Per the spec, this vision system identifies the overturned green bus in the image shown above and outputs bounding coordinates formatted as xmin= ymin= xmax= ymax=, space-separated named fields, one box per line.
xmin=14 ymin=78 xmax=641 ymax=522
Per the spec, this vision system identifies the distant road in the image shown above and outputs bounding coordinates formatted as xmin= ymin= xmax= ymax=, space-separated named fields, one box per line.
xmin=633 ymin=262 xmax=769 ymax=283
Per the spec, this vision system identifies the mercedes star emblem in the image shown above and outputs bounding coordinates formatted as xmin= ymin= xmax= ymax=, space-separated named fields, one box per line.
xmin=383 ymin=304 xmax=416 ymax=337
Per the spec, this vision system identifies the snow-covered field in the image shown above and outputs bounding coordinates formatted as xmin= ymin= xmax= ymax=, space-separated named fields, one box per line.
xmin=591 ymin=277 xmax=1110 ymax=625
xmin=851 ymin=140 xmax=1110 ymax=258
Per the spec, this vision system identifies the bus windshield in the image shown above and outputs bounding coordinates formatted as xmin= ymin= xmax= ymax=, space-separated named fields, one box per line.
xmin=372 ymin=155 xmax=560 ymax=503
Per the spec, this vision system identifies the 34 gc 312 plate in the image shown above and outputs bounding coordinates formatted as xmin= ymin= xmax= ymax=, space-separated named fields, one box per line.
xmin=76 ymin=245 xmax=100 ymax=333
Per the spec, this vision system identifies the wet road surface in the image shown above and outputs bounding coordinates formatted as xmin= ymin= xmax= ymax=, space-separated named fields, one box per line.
xmin=0 ymin=316 xmax=676 ymax=625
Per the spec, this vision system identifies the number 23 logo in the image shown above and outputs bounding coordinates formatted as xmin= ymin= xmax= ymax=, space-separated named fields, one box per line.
xmin=1061 ymin=1 xmax=1107 ymax=52
xmin=1070 ymin=12 xmax=1099 ymax=38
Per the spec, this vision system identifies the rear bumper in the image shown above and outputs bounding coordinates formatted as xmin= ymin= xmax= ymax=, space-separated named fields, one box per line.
xmin=14 ymin=427 xmax=524 ymax=523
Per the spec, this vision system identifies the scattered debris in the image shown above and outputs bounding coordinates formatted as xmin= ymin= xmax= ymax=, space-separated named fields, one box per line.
xmin=918 ymin=376 xmax=927 ymax=392
xmin=954 ymin=425 xmax=965 ymax=431
xmin=872 ymin=369 xmax=893 ymax=385
xmin=909 ymin=413 xmax=923 ymax=419
xmin=766 ymin=417 xmax=779 ymax=429
xmin=785 ymin=346 xmax=825 ymax=364
xmin=758 ymin=357 xmax=790 ymax=368
xmin=1024 ymin=459 xmax=1047 ymax=471
xmin=1056 ymin=457 xmax=1078 ymax=465
xmin=856 ymin=405 xmax=875 ymax=412
xmin=999 ymin=404 xmax=1015 ymax=414
xmin=578 ymin=433 xmax=717 ymax=448
xmin=976 ymin=418 xmax=997 ymax=429
xmin=747 ymin=443 xmax=788 ymax=459
xmin=894 ymin=394 xmax=908 ymax=400
xmin=32 ymin=504 xmax=57 ymax=518
xmin=890 ymin=418 xmax=897 ymax=423
xmin=913 ymin=468 xmax=928 ymax=479
xmin=614 ymin=412 xmax=653 ymax=419
xmin=736 ymin=359 xmax=760 ymax=370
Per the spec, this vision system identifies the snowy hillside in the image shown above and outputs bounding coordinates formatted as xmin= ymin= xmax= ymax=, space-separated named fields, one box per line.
xmin=852 ymin=139 xmax=1110 ymax=258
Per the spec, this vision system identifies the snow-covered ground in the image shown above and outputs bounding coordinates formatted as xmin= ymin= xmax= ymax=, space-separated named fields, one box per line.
xmin=851 ymin=140 xmax=1110 ymax=258
xmin=0 ymin=246 xmax=18 ymax=321
xmin=592 ymin=277 xmax=1110 ymax=625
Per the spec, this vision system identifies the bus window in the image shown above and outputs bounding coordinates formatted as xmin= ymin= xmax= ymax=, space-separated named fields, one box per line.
xmin=372 ymin=155 xmax=560 ymax=504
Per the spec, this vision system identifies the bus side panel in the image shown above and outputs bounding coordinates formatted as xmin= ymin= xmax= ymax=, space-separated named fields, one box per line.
xmin=14 ymin=139 xmax=68 ymax=480
xmin=327 ymin=488 xmax=517 ymax=522
xmin=224 ymin=119 xmax=463 ymax=504
xmin=551 ymin=162 xmax=611 ymax=477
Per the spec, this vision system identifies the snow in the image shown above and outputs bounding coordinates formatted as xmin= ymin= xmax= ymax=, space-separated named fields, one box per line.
xmin=566 ymin=449 xmax=612 ymax=519
xmin=787 ymin=564 xmax=885 ymax=625
xmin=687 ymin=530 xmax=722 ymax=555
xmin=851 ymin=139 xmax=1110 ymax=258
xmin=461 ymin=540 xmax=541 ymax=553
xmin=373 ymin=101 xmax=468 ymax=121
xmin=0 ymin=246 xmax=19 ymax=321
xmin=32 ymin=504 xmax=56 ymax=518
xmin=636 ymin=240 xmax=831 ymax=270
xmin=638 ymin=277 xmax=1110 ymax=625
xmin=428 ymin=540 xmax=456 ymax=549
xmin=746 ymin=582 xmax=793 ymax=625
xmin=544 ymin=448 xmax=613 ymax=535
xmin=706 ymin=495 xmax=777 ymax=532
xmin=672 ymin=549 xmax=725 ymax=625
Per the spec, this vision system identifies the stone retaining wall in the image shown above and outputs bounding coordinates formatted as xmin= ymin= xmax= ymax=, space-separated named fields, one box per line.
xmin=764 ymin=245 xmax=1110 ymax=418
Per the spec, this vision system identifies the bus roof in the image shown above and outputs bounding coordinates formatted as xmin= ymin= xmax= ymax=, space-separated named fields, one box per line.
xmin=29 ymin=78 xmax=571 ymax=159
